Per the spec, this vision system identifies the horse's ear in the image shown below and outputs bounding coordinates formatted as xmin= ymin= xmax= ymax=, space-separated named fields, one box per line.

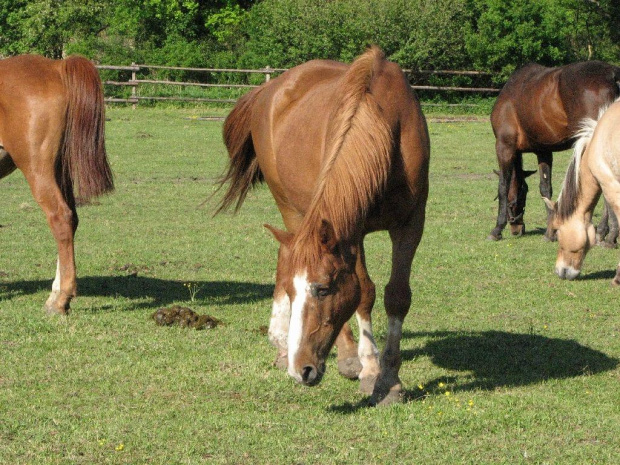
xmin=542 ymin=197 xmax=556 ymax=211
xmin=264 ymin=224 xmax=293 ymax=247
xmin=318 ymin=219 xmax=338 ymax=253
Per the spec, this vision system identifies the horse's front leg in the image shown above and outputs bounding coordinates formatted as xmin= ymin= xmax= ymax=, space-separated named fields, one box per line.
xmin=335 ymin=321 xmax=363 ymax=379
xmin=371 ymin=219 xmax=424 ymax=406
xmin=351 ymin=243 xmax=381 ymax=394
xmin=268 ymin=245 xmax=291 ymax=369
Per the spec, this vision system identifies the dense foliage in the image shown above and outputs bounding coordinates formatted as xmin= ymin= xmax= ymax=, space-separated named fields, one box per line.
xmin=0 ymin=0 xmax=618 ymax=83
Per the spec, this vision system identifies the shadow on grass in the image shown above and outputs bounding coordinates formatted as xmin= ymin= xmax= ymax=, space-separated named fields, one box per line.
xmin=328 ymin=330 xmax=618 ymax=413
xmin=578 ymin=269 xmax=617 ymax=281
xmin=0 ymin=275 xmax=273 ymax=310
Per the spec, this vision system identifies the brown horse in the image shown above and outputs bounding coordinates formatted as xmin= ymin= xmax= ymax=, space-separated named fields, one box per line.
xmin=216 ymin=47 xmax=430 ymax=405
xmin=0 ymin=54 xmax=114 ymax=314
xmin=544 ymin=99 xmax=620 ymax=284
xmin=488 ymin=61 xmax=620 ymax=242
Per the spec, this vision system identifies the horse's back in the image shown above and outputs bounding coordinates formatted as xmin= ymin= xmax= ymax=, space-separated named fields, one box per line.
xmin=492 ymin=61 xmax=620 ymax=150
xmin=559 ymin=61 xmax=620 ymax=124
xmin=0 ymin=55 xmax=64 ymax=100
xmin=588 ymin=101 xmax=620 ymax=183
xmin=250 ymin=52 xmax=428 ymax=233
xmin=249 ymin=60 xmax=349 ymax=214
xmin=491 ymin=64 xmax=568 ymax=148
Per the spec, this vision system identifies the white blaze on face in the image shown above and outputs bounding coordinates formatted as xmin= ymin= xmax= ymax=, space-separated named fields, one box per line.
xmin=268 ymin=293 xmax=291 ymax=351
xmin=288 ymin=272 xmax=309 ymax=381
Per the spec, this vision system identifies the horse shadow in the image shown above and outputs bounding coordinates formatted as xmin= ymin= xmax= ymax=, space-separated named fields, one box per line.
xmin=579 ymin=269 xmax=617 ymax=281
xmin=329 ymin=330 xmax=618 ymax=413
xmin=0 ymin=275 xmax=274 ymax=311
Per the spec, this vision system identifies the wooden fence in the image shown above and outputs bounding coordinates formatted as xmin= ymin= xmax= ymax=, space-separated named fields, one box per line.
xmin=96 ymin=63 xmax=499 ymax=108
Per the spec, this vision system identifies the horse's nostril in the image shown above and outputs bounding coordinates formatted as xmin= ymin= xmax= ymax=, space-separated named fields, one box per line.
xmin=301 ymin=365 xmax=317 ymax=384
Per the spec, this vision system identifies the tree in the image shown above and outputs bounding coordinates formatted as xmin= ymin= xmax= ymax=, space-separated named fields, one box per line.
xmin=464 ymin=0 xmax=574 ymax=82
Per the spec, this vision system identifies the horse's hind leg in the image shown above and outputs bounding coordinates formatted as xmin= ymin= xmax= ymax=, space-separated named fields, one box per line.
xmin=597 ymin=200 xmax=618 ymax=248
xmin=489 ymin=139 xmax=517 ymax=241
xmin=536 ymin=151 xmax=556 ymax=241
xmin=607 ymin=206 xmax=619 ymax=247
xmin=24 ymin=166 xmax=78 ymax=314
xmin=601 ymin=189 xmax=620 ymax=285
xmin=596 ymin=200 xmax=611 ymax=245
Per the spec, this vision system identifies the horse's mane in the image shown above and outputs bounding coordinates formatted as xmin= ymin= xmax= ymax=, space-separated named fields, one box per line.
xmin=556 ymin=102 xmax=614 ymax=220
xmin=291 ymin=47 xmax=393 ymax=266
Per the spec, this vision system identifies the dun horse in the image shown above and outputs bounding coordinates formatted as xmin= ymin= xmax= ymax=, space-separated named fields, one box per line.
xmin=216 ymin=47 xmax=430 ymax=405
xmin=489 ymin=61 xmax=620 ymax=242
xmin=0 ymin=55 xmax=114 ymax=313
xmin=544 ymin=99 xmax=620 ymax=285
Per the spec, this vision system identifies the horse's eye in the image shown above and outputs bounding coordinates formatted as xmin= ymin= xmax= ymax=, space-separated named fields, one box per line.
xmin=310 ymin=283 xmax=330 ymax=299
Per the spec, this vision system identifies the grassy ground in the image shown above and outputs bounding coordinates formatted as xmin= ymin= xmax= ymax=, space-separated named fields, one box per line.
xmin=1 ymin=107 xmax=619 ymax=464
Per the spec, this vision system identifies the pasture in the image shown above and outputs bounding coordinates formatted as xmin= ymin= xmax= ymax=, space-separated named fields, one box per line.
xmin=1 ymin=107 xmax=619 ymax=464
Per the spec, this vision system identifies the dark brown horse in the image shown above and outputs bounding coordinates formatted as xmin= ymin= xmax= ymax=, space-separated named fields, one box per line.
xmin=488 ymin=61 xmax=620 ymax=242
xmin=0 ymin=54 xmax=114 ymax=314
xmin=216 ymin=47 xmax=430 ymax=405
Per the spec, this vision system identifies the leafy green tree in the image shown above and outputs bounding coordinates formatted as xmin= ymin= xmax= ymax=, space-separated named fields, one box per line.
xmin=0 ymin=0 xmax=105 ymax=58
xmin=464 ymin=0 xmax=574 ymax=81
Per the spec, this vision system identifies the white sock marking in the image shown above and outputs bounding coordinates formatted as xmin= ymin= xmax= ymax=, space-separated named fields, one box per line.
xmin=356 ymin=313 xmax=379 ymax=364
xmin=51 ymin=257 xmax=61 ymax=293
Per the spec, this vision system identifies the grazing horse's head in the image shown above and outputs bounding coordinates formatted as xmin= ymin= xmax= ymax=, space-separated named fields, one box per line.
xmin=544 ymin=198 xmax=596 ymax=280
xmin=266 ymin=220 xmax=361 ymax=386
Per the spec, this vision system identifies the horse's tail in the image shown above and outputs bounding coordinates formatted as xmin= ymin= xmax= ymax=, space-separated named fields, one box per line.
xmin=214 ymin=86 xmax=265 ymax=214
xmin=59 ymin=55 xmax=114 ymax=202
xmin=310 ymin=46 xmax=393 ymax=240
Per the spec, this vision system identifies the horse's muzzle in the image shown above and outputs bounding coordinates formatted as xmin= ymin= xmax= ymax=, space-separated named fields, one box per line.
xmin=294 ymin=362 xmax=326 ymax=386
xmin=556 ymin=266 xmax=580 ymax=280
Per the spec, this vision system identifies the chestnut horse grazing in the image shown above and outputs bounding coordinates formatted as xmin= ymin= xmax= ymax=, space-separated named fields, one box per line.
xmin=217 ymin=47 xmax=430 ymax=405
xmin=489 ymin=61 xmax=620 ymax=242
xmin=544 ymin=99 xmax=620 ymax=284
xmin=0 ymin=55 xmax=114 ymax=313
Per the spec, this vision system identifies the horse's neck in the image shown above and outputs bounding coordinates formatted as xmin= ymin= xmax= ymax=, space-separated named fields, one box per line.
xmin=576 ymin=153 xmax=602 ymax=218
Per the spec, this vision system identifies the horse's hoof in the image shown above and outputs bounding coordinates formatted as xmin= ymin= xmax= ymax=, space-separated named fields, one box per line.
xmin=611 ymin=277 xmax=620 ymax=287
xmin=598 ymin=240 xmax=617 ymax=249
xmin=44 ymin=302 xmax=69 ymax=315
xmin=273 ymin=354 xmax=288 ymax=370
xmin=487 ymin=233 xmax=502 ymax=241
xmin=359 ymin=374 xmax=378 ymax=395
xmin=370 ymin=385 xmax=403 ymax=407
xmin=337 ymin=356 xmax=362 ymax=380
xmin=44 ymin=295 xmax=70 ymax=315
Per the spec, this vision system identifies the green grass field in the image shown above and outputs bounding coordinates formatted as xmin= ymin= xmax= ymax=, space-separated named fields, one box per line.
xmin=1 ymin=107 xmax=619 ymax=464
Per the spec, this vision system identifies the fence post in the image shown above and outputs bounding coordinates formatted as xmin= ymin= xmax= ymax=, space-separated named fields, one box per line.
xmin=264 ymin=66 xmax=272 ymax=83
xmin=131 ymin=62 xmax=137 ymax=109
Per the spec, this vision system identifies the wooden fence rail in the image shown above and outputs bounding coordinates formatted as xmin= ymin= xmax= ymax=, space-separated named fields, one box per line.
xmin=96 ymin=63 xmax=499 ymax=107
